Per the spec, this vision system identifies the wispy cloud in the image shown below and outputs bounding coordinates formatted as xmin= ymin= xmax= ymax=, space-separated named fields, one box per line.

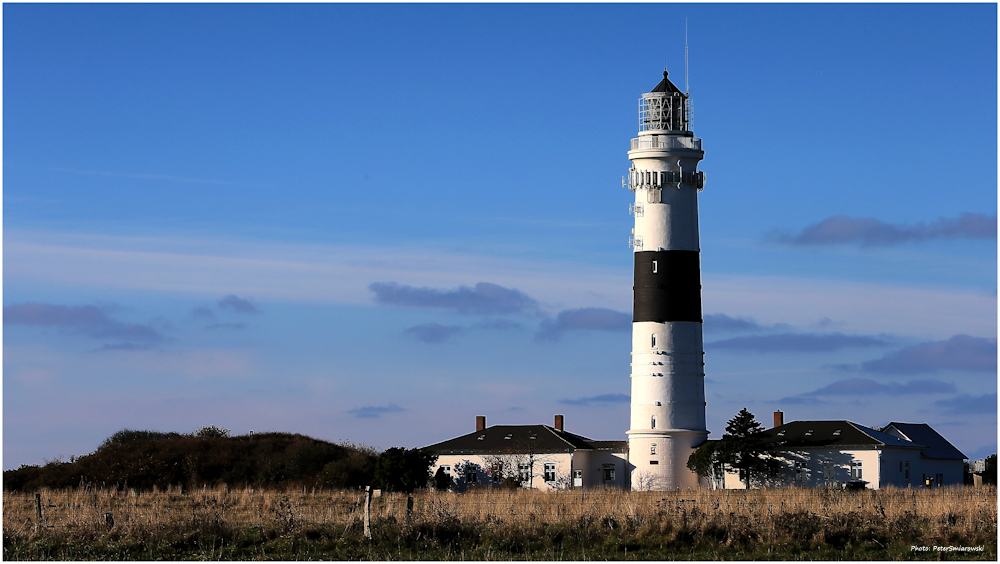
xmin=704 ymin=313 xmax=789 ymax=333
xmin=558 ymin=393 xmax=630 ymax=406
xmin=218 ymin=295 xmax=258 ymax=314
xmin=474 ymin=319 xmax=524 ymax=331
xmin=805 ymin=378 xmax=955 ymax=396
xmin=536 ymin=308 xmax=630 ymax=341
xmin=860 ymin=334 xmax=997 ymax=374
xmin=348 ymin=404 xmax=406 ymax=419
xmin=708 ymin=332 xmax=889 ymax=353
xmin=934 ymin=393 xmax=997 ymax=415
xmin=773 ymin=213 xmax=996 ymax=246
xmin=191 ymin=306 xmax=215 ymax=320
xmin=370 ymin=282 xmax=540 ymax=316
xmin=404 ymin=323 xmax=463 ymax=343
xmin=206 ymin=322 xmax=248 ymax=331
xmin=4 ymin=302 xmax=164 ymax=344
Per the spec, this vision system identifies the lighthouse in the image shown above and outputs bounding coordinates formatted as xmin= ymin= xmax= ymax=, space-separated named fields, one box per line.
xmin=625 ymin=70 xmax=708 ymax=490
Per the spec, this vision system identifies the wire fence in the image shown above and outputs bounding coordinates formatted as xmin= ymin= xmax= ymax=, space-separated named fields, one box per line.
xmin=5 ymin=485 xmax=996 ymax=536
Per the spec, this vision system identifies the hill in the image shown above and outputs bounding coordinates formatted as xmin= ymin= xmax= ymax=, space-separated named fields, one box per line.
xmin=3 ymin=428 xmax=378 ymax=491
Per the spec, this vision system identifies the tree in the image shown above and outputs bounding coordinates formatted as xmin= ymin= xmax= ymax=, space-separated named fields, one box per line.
xmin=984 ymin=454 xmax=997 ymax=485
xmin=686 ymin=440 xmax=724 ymax=489
xmin=373 ymin=447 xmax=437 ymax=492
xmin=194 ymin=425 xmax=231 ymax=439
xmin=713 ymin=408 xmax=778 ymax=488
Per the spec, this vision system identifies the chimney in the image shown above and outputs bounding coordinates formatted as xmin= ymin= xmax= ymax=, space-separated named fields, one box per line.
xmin=773 ymin=410 xmax=784 ymax=428
xmin=554 ymin=414 xmax=564 ymax=431
xmin=476 ymin=415 xmax=486 ymax=432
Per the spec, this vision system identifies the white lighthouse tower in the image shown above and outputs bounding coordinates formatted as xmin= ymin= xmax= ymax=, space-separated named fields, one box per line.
xmin=625 ymin=70 xmax=708 ymax=490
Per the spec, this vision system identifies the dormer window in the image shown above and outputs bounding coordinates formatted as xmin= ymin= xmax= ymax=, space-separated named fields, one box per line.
xmin=529 ymin=435 xmax=537 ymax=440
xmin=477 ymin=435 xmax=485 ymax=440
xmin=777 ymin=431 xmax=785 ymax=436
xmin=504 ymin=434 xmax=512 ymax=440
xmin=833 ymin=430 xmax=841 ymax=436
xmin=805 ymin=430 xmax=813 ymax=436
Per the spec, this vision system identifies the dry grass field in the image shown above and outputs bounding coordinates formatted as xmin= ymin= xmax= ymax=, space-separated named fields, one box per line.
xmin=4 ymin=485 xmax=996 ymax=560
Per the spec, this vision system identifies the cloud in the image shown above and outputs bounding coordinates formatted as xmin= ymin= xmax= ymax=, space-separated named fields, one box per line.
xmin=218 ymin=295 xmax=258 ymax=314
xmin=536 ymin=308 xmax=631 ymax=341
xmin=861 ymin=334 xmax=997 ymax=374
xmin=191 ymin=306 xmax=215 ymax=320
xmin=206 ymin=322 xmax=248 ymax=331
xmin=773 ymin=213 xmax=997 ymax=246
xmin=404 ymin=323 xmax=463 ymax=343
xmin=370 ymin=281 xmax=540 ymax=316
xmin=474 ymin=319 xmax=524 ymax=331
xmin=934 ymin=393 xmax=997 ymax=415
xmin=804 ymin=378 xmax=956 ymax=396
xmin=708 ymin=332 xmax=889 ymax=352
xmin=558 ymin=393 xmax=630 ymax=406
xmin=4 ymin=302 xmax=164 ymax=344
xmin=703 ymin=313 xmax=791 ymax=333
xmin=348 ymin=404 xmax=406 ymax=419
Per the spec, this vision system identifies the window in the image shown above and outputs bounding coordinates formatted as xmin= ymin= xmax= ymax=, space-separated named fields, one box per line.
xmin=904 ymin=461 xmax=910 ymax=480
xmin=850 ymin=460 xmax=862 ymax=480
xmin=651 ymin=260 xmax=658 ymax=274
xmin=518 ymin=463 xmax=531 ymax=483
xmin=651 ymin=334 xmax=656 ymax=348
xmin=899 ymin=461 xmax=903 ymax=473
xmin=544 ymin=463 xmax=556 ymax=482
xmin=795 ymin=461 xmax=807 ymax=483
xmin=441 ymin=465 xmax=451 ymax=475
xmin=603 ymin=465 xmax=616 ymax=482
xmin=935 ymin=473 xmax=944 ymax=487
xmin=650 ymin=443 xmax=657 ymax=455
xmin=492 ymin=473 xmax=502 ymax=483
xmin=467 ymin=471 xmax=477 ymax=484
xmin=649 ymin=460 xmax=659 ymax=465
xmin=651 ymin=416 xmax=656 ymax=429
xmin=822 ymin=461 xmax=835 ymax=480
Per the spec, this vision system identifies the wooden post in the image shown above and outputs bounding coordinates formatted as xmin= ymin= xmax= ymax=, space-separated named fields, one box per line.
xmin=34 ymin=493 xmax=42 ymax=532
xmin=406 ymin=495 xmax=414 ymax=521
xmin=363 ymin=486 xmax=372 ymax=539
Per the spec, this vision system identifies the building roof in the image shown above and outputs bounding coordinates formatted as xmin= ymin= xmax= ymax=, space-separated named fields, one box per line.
xmin=763 ymin=420 xmax=924 ymax=450
xmin=884 ymin=423 xmax=967 ymax=460
xmin=425 ymin=425 xmax=624 ymax=455
xmin=650 ymin=70 xmax=684 ymax=94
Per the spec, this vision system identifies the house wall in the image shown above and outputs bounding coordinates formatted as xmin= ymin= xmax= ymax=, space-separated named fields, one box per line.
xmin=915 ymin=458 xmax=965 ymax=487
xmin=431 ymin=453 xmax=575 ymax=491
xmin=723 ymin=447 xmax=883 ymax=489
xmin=431 ymin=451 xmax=629 ymax=491
xmin=573 ymin=450 xmax=630 ymax=489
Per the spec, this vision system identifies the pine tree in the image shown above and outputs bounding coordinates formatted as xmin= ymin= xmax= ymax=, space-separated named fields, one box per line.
xmin=715 ymin=408 xmax=778 ymax=488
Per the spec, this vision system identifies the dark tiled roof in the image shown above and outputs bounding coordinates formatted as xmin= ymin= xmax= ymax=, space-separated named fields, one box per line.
xmin=424 ymin=425 xmax=612 ymax=455
xmin=763 ymin=421 xmax=923 ymax=450
xmin=651 ymin=71 xmax=684 ymax=94
xmin=885 ymin=423 xmax=967 ymax=460
xmin=590 ymin=440 xmax=628 ymax=452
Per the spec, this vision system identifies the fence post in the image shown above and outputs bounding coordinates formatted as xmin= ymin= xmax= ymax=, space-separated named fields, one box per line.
xmin=407 ymin=495 xmax=414 ymax=521
xmin=34 ymin=493 xmax=42 ymax=532
xmin=363 ymin=486 xmax=372 ymax=539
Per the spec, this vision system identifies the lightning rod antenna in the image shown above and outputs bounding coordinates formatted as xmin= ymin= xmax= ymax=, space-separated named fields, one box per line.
xmin=685 ymin=18 xmax=689 ymax=95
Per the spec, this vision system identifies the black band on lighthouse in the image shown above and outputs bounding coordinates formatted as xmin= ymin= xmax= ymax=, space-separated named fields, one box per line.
xmin=633 ymin=250 xmax=702 ymax=323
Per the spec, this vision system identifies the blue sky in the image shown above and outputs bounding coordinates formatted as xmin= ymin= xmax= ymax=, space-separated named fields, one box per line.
xmin=4 ymin=3 xmax=996 ymax=469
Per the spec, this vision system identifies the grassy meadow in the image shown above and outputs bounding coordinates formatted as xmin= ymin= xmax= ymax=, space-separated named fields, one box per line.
xmin=4 ymin=485 xmax=996 ymax=560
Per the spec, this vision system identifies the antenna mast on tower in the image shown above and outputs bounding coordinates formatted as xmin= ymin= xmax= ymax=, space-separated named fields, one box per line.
xmin=685 ymin=18 xmax=692 ymax=129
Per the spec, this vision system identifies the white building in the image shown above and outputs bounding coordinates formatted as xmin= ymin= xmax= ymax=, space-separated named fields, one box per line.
xmin=721 ymin=417 xmax=966 ymax=489
xmin=625 ymin=71 xmax=708 ymax=490
xmin=425 ymin=415 xmax=628 ymax=491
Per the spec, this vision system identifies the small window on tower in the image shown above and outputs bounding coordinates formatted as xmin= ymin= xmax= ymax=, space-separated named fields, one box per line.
xmin=650 ymin=443 xmax=657 ymax=455
xmin=651 ymin=416 xmax=656 ymax=429
xmin=651 ymin=334 xmax=657 ymax=348
xmin=651 ymin=260 xmax=658 ymax=273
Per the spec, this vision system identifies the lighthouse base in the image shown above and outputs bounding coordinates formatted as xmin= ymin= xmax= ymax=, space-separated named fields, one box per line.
xmin=627 ymin=429 xmax=709 ymax=490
